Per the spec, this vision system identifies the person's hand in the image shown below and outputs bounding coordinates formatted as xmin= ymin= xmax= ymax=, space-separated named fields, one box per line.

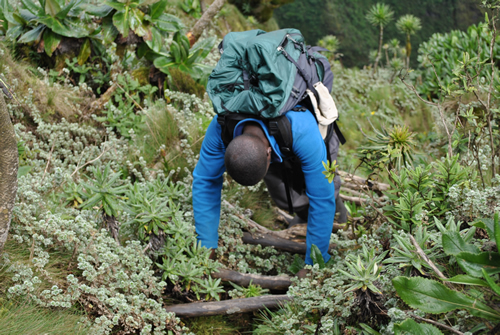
xmin=295 ymin=268 xmax=310 ymax=279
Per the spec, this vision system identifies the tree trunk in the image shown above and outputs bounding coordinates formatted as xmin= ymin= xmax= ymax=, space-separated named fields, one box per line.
xmin=165 ymin=295 xmax=292 ymax=318
xmin=187 ymin=0 xmax=226 ymax=46
xmin=0 ymin=92 xmax=19 ymax=254
xmin=373 ymin=24 xmax=383 ymax=72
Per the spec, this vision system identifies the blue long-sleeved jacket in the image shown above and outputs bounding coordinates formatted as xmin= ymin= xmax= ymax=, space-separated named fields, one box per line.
xmin=192 ymin=110 xmax=335 ymax=264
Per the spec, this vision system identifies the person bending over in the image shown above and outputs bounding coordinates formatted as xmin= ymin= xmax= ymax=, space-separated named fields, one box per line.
xmin=192 ymin=108 xmax=337 ymax=273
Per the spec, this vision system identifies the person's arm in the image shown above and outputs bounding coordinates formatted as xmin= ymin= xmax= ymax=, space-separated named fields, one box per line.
xmin=289 ymin=111 xmax=336 ymax=265
xmin=192 ymin=116 xmax=226 ymax=249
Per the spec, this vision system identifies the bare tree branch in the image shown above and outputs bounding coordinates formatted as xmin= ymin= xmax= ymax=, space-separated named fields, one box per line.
xmin=409 ymin=235 xmax=450 ymax=286
xmin=410 ymin=314 xmax=465 ymax=335
xmin=187 ymin=0 xmax=226 ymax=46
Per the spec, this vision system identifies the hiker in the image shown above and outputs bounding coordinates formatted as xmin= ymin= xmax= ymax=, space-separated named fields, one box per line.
xmin=192 ymin=29 xmax=345 ymax=274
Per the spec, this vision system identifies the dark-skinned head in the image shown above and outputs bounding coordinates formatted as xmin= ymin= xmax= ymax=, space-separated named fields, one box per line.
xmin=225 ymin=134 xmax=268 ymax=186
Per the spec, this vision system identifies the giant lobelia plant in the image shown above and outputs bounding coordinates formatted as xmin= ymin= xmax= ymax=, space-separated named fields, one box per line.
xmin=88 ymin=0 xmax=184 ymax=54
xmin=0 ymin=0 xmax=95 ymax=63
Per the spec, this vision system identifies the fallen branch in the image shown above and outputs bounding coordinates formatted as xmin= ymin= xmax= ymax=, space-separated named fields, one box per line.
xmin=340 ymin=187 xmax=367 ymax=198
xmin=410 ymin=314 xmax=465 ymax=335
xmin=212 ymin=268 xmax=291 ymax=291
xmin=223 ymin=201 xmax=342 ymax=241
xmin=187 ymin=0 xmax=226 ymax=46
xmin=339 ymin=193 xmax=367 ymax=205
xmin=409 ymin=235 xmax=449 ymax=284
xmin=40 ymin=142 xmax=56 ymax=184
xmin=242 ymin=231 xmax=337 ymax=254
xmin=243 ymin=231 xmax=306 ymax=254
xmin=165 ymin=295 xmax=292 ymax=318
xmin=338 ymin=170 xmax=390 ymax=191
xmin=89 ymin=83 xmax=117 ymax=111
xmin=71 ymin=145 xmax=114 ymax=177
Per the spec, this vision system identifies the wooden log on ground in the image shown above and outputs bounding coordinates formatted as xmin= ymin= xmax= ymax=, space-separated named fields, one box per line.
xmin=212 ymin=268 xmax=292 ymax=290
xmin=341 ymin=187 xmax=367 ymax=198
xmin=242 ymin=231 xmax=337 ymax=254
xmin=340 ymin=193 xmax=367 ymax=205
xmin=338 ymin=170 xmax=390 ymax=192
xmin=242 ymin=231 xmax=307 ymax=254
xmin=165 ymin=295 xmax=292 ymax=318
xmin=224 ymin=201 xmax=342 ymax=241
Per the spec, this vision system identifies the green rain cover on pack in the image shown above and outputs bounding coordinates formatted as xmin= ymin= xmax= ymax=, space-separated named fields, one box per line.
xmin=207 ymin=28 xmax=304 ymax=119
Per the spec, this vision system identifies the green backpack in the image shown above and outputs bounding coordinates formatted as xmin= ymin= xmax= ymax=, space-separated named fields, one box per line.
xmin=207 ymin=28 xmax=333 ymax=119
xmin=206 ymin=28 xmax=344 ymax=155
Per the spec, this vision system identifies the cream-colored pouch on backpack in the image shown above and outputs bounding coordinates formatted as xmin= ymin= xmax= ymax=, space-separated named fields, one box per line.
xmin=305 ymin=82 xmax=338 ymax=139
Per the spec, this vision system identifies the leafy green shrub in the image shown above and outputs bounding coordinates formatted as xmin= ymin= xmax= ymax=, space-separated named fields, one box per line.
xmin=0 ymin=0 xmax=94 ymax=62
xmin=418 ymin=22 xmax=500 ymax=98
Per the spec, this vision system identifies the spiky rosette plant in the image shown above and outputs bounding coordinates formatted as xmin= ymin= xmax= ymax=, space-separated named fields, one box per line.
xmin=358 ymin=125 xmax=416 ymax=176
xmin=80 ymin=163 xmax=127 ymax=243
xmin=338 ymin=245 xmax=388 ymax=323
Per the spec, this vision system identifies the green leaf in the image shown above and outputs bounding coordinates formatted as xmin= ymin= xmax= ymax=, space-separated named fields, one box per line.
xmin=310 ymin=244 xmax=325 ymax=269
xmin=113 ymin=10 xmax=130 ymax=37
xmin=18 ymin=24 xmax=45 ymax=44
xmin=394 ymin=319 xmax=443 ymax=335
xmin=155 ymin=13 xmax=183 ymax=32
xmin=456 ymin=251 xmax=500 ymax=278
xmin=21 ymin=0 xmax=42 ymax=16
xmin=85 ymin=4 xmax=113 ymax=17
xmin=17 ymin=166 xmax=32 ymax=178
xmin=392 ymin=276 xmax=500 ymax=320
xmin=101 ymin=16 xmax=119 ymax=44
xmin=77 ymin=38 xmax=91 ymax=65
xmin=442 ymin=231 xmax=479 ymax=256
xmin=43 ymin=29 xmax=61 ymax=56
xmin=443 ymin=275 xmax=488 ymax=287
xmin=482 ymin=268 xmax=500 ymax=296
xmin=56 ymin=0 xmax=76 ymax=19
xmin=129 ymin=8 xmax=147 ymax=36
xmin=288 ymin=254 xmax=305 ymax=273
xmin=359 ymin=323 xmax=381 ymax=335
xmin=150 ymin=0 xmax=168 ymax=20
xmin=7 ymin=25 xmax=24 ymax=40
xmin=19 ymin=9 xmax=37 ymax=22
xmin=153 ymin=56 xmax=174 ymax=73
xmin=104 ymin=0 xmax=125 ymax=11
xmin=13 ymin=11 xmax=28 ymax=25
xmin=37 ymin=16 xmax=86 ymax=37
xmin=45 ymin=0 xmax=61 ymax=17
xmin=190 ymin=36 xmax=216 ymax=59
xmin=144 ymin=26 xmax=162 ymax=53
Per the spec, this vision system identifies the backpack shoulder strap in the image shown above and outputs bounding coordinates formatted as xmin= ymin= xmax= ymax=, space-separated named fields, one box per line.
xmin=217 ymin=113 xmax=254 ymax=147
xmin=268 ymin=116 xmax=293 ymax=157
xmin=218 ymin=113 xmax=295 ymax=157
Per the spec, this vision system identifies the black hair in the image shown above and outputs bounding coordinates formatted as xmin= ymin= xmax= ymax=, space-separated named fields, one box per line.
xmin=225 ymin=134 xmax=268 ymax=186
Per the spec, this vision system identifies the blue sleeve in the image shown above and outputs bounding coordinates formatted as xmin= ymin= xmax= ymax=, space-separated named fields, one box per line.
xmin=192 ymin=116 xmax=226 ymax=249
xmin=288 ymin=111 xmax=336 ymax=265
